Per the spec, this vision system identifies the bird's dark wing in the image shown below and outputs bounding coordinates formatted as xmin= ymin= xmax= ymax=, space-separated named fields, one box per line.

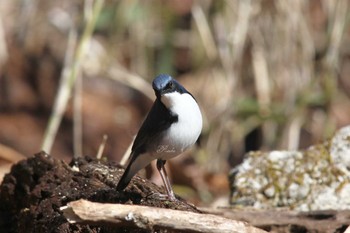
xmin=131 ymin=98 xmax=178 ymax=155
xmin=116 ymin=99 xmax=178 ymax=192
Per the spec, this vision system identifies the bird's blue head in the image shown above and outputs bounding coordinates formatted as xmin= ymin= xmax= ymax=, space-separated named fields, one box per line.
xmin=152 ymin=74 xmax=187 ymax=98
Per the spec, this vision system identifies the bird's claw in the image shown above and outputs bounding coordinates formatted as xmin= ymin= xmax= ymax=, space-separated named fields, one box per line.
xmin=147 ymin=192 xmax=177 ymax=202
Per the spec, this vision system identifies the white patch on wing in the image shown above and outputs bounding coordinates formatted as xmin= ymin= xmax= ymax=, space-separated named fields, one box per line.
xmin=158 ymin=92 xmax=202 ymax=159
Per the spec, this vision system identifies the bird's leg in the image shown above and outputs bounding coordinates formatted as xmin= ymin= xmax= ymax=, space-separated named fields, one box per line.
xmin=156 ymin=159 xmax=176 ymax=201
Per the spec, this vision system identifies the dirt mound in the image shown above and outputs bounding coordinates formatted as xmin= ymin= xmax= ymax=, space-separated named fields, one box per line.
xmin=0 ymin=152 xmax=199 ymax=232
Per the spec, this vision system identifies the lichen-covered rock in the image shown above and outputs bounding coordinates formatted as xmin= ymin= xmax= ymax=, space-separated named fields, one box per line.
xmin=230 ymin=125 xmax=350 ymax=211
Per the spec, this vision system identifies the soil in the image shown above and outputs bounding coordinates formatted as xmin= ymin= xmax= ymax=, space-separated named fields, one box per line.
xmin=0 ymin=152 xmax=199 ymax=233
xmin=1 ymin=152 xmax=349 ymax=233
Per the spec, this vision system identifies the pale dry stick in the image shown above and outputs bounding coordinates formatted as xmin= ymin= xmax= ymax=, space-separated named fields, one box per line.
xmin=215 ymin=0 xmax=253 ymax=90
xmin=192 ymin=2 xmax=231 ymax=171
xmin=96 ymin=135 xmax=108 ymax=160
xmin=192 ymin=3 xmax=218 ymax=61
xmin=251 ymin=40 xmax=271 ymax=115
xmin=41 ymin=0 xmax=105 ymax=153
xmin=213 ymin=15 xmax=234 ymax=82
xmin=325 ymin=0 xmax=348 ymax=67
xmin=41 ymin=28 xmax=77 ymax=153
xmin=250 ymin=27 xmax=275 ymax=147
xmin=84 ymin=0 xmax=94 ymax=22
xmin=0 ymin=15 xmax=8 ymax=66
xmin=72 ymin=0 xmax=95 ymax=158
xmin=286 ymin=114 xmax=303 ymax=151
xmin=61 ymin=199 xmax=266 ymax=233
xmin=73 ymin=71 xmax=83 ymax=157
xmin=275 ymin=1 xmax=315 ymax=150
xmin=106 ymin=65 xmax=154 ymax=100
xmin=119 ymin=135 xmax=135 ymax=166
xmin=229 ymin=0 xmax=253 ymax=64
xmin=282 ymin=0 xmax=314 ymax=92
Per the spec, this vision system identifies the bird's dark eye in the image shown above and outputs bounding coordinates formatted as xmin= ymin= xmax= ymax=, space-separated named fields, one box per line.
xmin=167 ymin=81 xmax=174 ymax=89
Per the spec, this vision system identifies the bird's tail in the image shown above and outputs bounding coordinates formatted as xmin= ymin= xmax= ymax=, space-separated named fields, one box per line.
xmin=116 ymin=162 xmax=133 ymax=191
xmin=116 ymin=152 xmax=152 ymax=191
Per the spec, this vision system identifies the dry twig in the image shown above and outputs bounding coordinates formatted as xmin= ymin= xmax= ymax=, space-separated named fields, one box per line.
xmin=61 ymin=199 xmax=266 ymax=233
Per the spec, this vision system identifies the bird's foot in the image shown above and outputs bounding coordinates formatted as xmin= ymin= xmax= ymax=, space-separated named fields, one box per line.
xmin=147 ymin=192 xmax=177 ymax=202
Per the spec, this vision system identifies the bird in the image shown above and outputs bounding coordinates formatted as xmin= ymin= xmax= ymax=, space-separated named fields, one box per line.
xmin=116 ymin=74 xmax=202 ymax=201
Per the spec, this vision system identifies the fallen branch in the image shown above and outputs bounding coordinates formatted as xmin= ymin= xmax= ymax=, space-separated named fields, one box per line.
xmin=61 ymin=199 xmax=266 ymax=233
xmin=201 ymin=207 xmax=350 ymax=232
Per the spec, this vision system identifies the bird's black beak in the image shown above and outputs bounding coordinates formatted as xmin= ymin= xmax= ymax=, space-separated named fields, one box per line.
xmin=154 ymin=90 xmax=161 ymax=99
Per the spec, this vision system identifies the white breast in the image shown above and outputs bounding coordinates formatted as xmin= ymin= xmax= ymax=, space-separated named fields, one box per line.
xmin=157 ymin=92 xmax=202 ymax=159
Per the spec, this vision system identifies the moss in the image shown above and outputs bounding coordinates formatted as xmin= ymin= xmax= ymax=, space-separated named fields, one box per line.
xmin=230 ymin=127 xmax=350 ymax=210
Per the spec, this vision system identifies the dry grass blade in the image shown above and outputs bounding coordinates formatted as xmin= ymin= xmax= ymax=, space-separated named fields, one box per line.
xmin=41 ymin=0 xmax=105 ymax=153
xmin=192 ymin=3 xmax=218 ymax=61
xmin=96 ymin=135 xmax=108 ymax=160
xmin=73 ymin=73 xmax=83 ymax=157
xmin=106 ymin=65 xmax=154 ymax=100
xmin=0 ymin=16 xmax=8 ymax=66
xmin=326 ymin=0 xmax=348 ymax=67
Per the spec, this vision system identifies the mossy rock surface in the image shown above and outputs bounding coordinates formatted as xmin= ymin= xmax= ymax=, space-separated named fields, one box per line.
xmin=230 ymin=126 xmax=350 ymax=211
